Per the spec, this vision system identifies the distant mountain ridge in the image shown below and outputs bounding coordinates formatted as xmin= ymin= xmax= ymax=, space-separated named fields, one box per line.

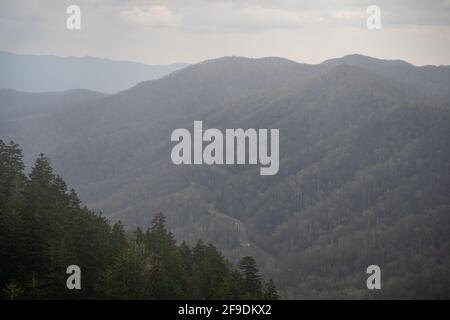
xmin=322 ymin=54 xmax=450 ymax=98
xmin=0 ymin=51 xmax=189 ymax=93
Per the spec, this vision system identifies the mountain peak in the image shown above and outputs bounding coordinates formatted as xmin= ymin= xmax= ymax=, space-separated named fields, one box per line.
xmin=322 ymin=53 xmax=413 ymax=67
xmin=194 ymin=56 xmax=300 ymax=69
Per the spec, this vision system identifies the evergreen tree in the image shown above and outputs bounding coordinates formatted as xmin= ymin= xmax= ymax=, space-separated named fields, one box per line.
xmin=110 ymin=221 xmax=127 ymax=257
xmin=238 ymin=256 xmax=263 ymax=298
xmin=0 ymin=141 xmax=26 ymax=287
xmin=147 ymin=212 xmax=176 ymax=256
xmin=102 ymin=242 xmax=152 ymax=299
xmin=264 ymin=279 xmax=280 ymax=300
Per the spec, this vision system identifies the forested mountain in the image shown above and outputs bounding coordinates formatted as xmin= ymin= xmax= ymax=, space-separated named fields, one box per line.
xmin=0 ymin=140 xmax=277 ymax=299
xmin=0 ymin=54 xmax=449 ymax=298
xmin=0 ymin=51 xmax=188 ymax=93
xmin=323 ymin=54 xmax=450 ymax=98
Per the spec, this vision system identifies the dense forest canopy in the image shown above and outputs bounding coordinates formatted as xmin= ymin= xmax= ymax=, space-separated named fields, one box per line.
xmin=0 ymin=140 xmax=278 ymax=299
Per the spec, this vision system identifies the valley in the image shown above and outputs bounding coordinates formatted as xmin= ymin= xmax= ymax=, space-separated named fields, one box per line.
xmin=1 ymin=54 xmax=449 ymax=298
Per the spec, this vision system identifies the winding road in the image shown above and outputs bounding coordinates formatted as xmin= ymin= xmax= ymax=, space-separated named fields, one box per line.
xmin=206 ymin=203 xmax=252 ymax=247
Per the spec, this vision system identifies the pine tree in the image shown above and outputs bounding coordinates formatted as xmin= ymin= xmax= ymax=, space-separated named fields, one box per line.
xmin=0 ymin=140 xmax=25 ymax=200
xmin=146 ymin=212 xmax=176 ymax=256
xmin=238 ymin=256 xmax=263 ymax=298
xmin=102 ymin=242 xmax=152 ymax=299
xmin=264 ymin=279 xmax=280 ymax=300
xmin=0 ymin=140 xmax=26 ymax=285
xmin=110 ymin=221 xmax=127 ymax=257
xmin=28 ymin=153 xmax=55 ymax=190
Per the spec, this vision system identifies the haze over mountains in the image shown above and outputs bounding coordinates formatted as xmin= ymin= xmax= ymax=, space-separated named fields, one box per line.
xmin=0 ymin=51 xmax=188 ymax=93
xmin=1 ymin=54 xmax=449 ymax=299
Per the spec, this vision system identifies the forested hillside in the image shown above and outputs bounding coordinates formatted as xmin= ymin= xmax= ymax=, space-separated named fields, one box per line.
xmin=0 ymin=140 xmax=277 ymax=299
xmin=1 ymin=55 xmax=449 ymax=298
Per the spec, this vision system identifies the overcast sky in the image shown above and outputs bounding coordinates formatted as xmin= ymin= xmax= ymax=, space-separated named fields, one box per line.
xmin=1 ymin=0 xmax=450 ymax=66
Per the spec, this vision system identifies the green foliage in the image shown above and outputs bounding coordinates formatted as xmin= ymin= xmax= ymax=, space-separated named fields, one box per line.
xmin=0 ymin=140 xmax=277 ymax=299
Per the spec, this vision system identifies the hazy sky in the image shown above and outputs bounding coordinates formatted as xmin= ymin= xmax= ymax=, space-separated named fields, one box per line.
xmin=1 ymin=0 xmax=450 ymax=66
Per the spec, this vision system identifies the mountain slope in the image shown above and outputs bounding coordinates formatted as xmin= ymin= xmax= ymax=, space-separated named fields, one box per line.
xmin=323 ymin=54 xmax=450 ymax=98
xmin=0 ymin=55 xmax=449 ymax=298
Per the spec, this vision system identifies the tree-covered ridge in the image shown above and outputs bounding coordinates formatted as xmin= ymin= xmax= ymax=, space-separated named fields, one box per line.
xmin=2 ymin=55 xmax=450 ymax=298
xmin=0 ymin=140 xmax=278 ymax=299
